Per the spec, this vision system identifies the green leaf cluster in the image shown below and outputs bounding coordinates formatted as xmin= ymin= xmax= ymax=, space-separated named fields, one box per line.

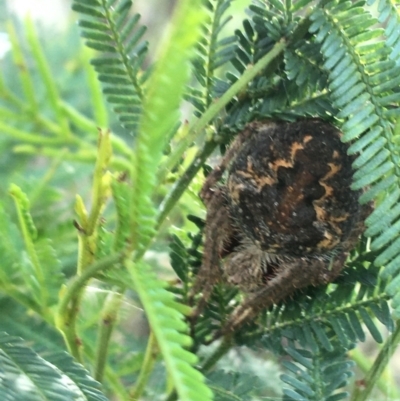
xmin=0 ymin=332 xmax=108 ymax=401
xmin=1 ymin=0 xmax=400 ymax=400
xmin=72 ymin=0 xmax=148 ymax=133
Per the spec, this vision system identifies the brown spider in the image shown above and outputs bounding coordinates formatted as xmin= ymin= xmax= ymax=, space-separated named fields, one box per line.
xmin=193 ymin=119 xmax=371 ymax=335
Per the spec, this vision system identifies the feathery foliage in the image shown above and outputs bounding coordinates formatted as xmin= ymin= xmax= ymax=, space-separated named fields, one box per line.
xmin=131 ymin=0 xmax=207 ymax=255
xmin=1 ymin=0 xmax=400 ymax=400
xmin=0 ymin=332 xmax=108 ymax=401
xmin=281 ymin=344 xmax=354 ymax=401
xmin=187 ymin=0 xmax=237 ymax=114
xmin=127 ymin=260 xmax=213 ymax=401
xmin=308 ymin=0 xmax=400 ymax=319
xmin=8 ymin=185 xmax=64 ymax=316
xmin=73 ymin=1 xmax=213 ymax=400
xmin=72 ymin=0 xmax=148 ymax=133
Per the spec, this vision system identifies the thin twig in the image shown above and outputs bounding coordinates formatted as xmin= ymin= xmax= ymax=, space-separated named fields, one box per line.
xmin=56 ymin=252 xmax=124 ymax=361
xmin=94 ymin=289 xmax=124 ymax=382
xmin=129 ymin=332 xmax=159 ymax=400
xmin=350 ymin=320 xmax=400 ymax=401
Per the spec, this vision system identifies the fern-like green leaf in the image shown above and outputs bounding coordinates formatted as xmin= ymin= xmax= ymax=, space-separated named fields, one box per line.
xmin=187 ymin=0 xmax=236 ymax=114
xmin=207 ymin=371 xmax=264 ymax=401
xmin=169 ymin=234 xmax=190 ymax=284
xmin=0 ymin=204 xmax=65 ymax=317
xmin=126 ymin=260 xmax=213 ymax=401
xmin=281 ymin=345 xmax=353 ymax=401
xmin=34 ymin=238 xmax=65 ymax=306
xmin=0 ymin=332 xmax=109 ymax=401
xmin=308 ymin=321 xmax=333 ymax=352
xmin=257 ymin=258 xmax=392 ymax=360
xmin=221 ymin=1 xmax=338 ymax=126
xmin=367 ymin=0 xmax=400 ymax=60
xmin=45 ymin=351 xmax=110 ymax=401
xmin=9 ymin=185 xmax=64 ymax=313
xmin=131 ymin=0 xmax=207 ymax=254
xmin=309 ymin=0 xmax=400 ymax=316
xmin=0 ymin=204 xmax=26 ymax=287
xmin=72 ymin=0 xmax=148 ymax=133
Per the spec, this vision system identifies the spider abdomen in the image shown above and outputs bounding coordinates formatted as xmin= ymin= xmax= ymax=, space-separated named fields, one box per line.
xmin=227 ymin=119 xmax=363 ymax=257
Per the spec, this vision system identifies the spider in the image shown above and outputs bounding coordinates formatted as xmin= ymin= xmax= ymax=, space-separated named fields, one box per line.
xmin=193 ymin=119 xmax=372 ymax=336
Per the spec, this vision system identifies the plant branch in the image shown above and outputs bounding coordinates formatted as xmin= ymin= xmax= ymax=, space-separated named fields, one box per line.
xmin=84 ymin=341 xmax=131 ymax=401
xmin=94 ymin=289 xmax=124 ymax=382
xmin=0 ymin=122 xmax=76 ymax=145
xmin=350 ymin=320 xmax=400 ymax=401
xmin=7 ymin=20 xmax=38 ymax=113
xmin=200 ymin=335 xmax=233 ymax=373
xmin=156 ymin=140 xmax=217 ymax=230
xmin=25 ymin=17 xmax=72 ymax=138
xmin=129 ymin=331 xmax=159 ymax=400
xmin=350 ymin=347 xmax=400 ymax=399
xmin=13 ymin=145 xmax=131 ymax=170
xmin=56 ymin=252 xmax=124 ymax=361
xmin=160 ymin=39 xmax=287 ymax=177
xmin=133 ymin=39 xmax=288 ymax=263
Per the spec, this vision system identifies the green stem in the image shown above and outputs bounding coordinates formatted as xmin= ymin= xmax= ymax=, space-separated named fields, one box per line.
xmin=0 ymin=121 xmax=75 ymax=145
xmin=59 ymin=101 xmax=98 ymax=133
xmin=208 ymin=385 xmax=242 ymax=401
xmin=104 ymin=367 xmax=131 ymax=401
xmin=56 ymin=252 xmax=124 ymax=361
xmin=132 ymin=40 xmax=287 ymax=263
xmin=84 ymin=342 xmax=131 ymax=401
xmin=14 ymin=145 xmax=131 ymax=171
xmin=350 ymin=320 xmax=400 ymax=401
xmin=7 ymin=21 xmax=38 ymax=113
xmin=122 ymin=138 xmax=214 ymax=268
xmin=132 ymin=140 xmax=216 ymax=264
xmin=156 ymin=140 xmax=217 ymax=229
xmin=129 ymin=331 xmax=159 ymax=400
xmin=160 ymin=38 xmax=287 ymax=177
xmin=0 ymin=96 xmax=63 ymax=136
xmin=64 ymin=291 xmax=85 ymax=363
xmin=0 ymin=70 xmax=61 ymax=135
xmin=94 ymin=289 xmax=124 ymax=382
xmin=199 ymin=335 xmax=233 ymax=374
xmin=350 ymin=347 xmax=400 ymax=399
xmin=25 ymin=17 xmax=72 ymax=138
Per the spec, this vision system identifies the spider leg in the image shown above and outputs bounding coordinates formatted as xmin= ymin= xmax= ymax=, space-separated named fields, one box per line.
xmin=218 ymin=196 xmax=372 ymax=336
xmin=219 ymin=253 xmax=346 ymax=336
xmin=191 ymin=125 xmax=258 ymax=304
xmin=200 ymin=123 xmax=257 ymax=205
xmin=191 ymin=187 xmax=232 ymax=302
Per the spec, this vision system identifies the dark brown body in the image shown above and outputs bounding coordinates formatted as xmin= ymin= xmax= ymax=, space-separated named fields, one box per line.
xmin=193 ymin=119 xmax=371 ymax=333
xmin=227 ymin=119 xmax=363 ymax=257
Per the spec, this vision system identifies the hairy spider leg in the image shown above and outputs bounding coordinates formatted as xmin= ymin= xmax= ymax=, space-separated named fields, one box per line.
xmin=219 ymin=253 xmax=346 ymax=336
xmin=217 ymin=200 xmax=372 ymax=337
xmin=191 ymin=126 xmax=257 ymax=307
